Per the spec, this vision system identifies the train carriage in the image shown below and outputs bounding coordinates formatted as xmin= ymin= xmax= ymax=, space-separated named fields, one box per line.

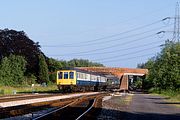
xmin=57 ymin=69 xmax=120 ymax=92
xmin=57 ymin=69 xmax=108 ymax=92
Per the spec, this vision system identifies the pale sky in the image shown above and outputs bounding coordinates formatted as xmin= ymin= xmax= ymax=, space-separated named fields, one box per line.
xmin=0 ymin=0 xmax=178 ymax=68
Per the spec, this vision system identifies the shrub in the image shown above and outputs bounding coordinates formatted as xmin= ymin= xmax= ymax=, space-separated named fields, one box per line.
xmin=0 ymin=55 xmax=26 ymax=86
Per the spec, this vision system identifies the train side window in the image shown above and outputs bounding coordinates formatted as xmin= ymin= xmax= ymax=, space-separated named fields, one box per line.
xmin=79 ymin=73 xmax=81 ymax=79
xmin=80 ymin=73 xmax=83 ymax=79
xmin=85 ymin=74 xmax=88 ymax=79
xmin=77 ymin=73 xmax=79 ymax=78
xmin=78 ymin=73 xmax=80 ymax=78
xmin=69 ymin=72 xmax=74 ymax=79
xmin=82 ymin=73 xmax=84 ymax=79
xmin=64 ymin=72 xmax=68 ymax=79
xmin=91 ymin=75 xmax=94 ymax=80
xmin=58 ymin=72 xmax=63 ymax=79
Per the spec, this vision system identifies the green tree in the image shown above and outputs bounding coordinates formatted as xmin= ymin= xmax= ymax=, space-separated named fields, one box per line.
xmin=67 ymin=59 xmax=104 ymax=67
xmin=38 ymin=54 xmax=49 ymax=84
xmin=140 ymin=41 xmax=180 ymax=91
xmin=0 ymin=55 xmax=26 ymax=86
xmin=134 ymin=78 xmax=143 ymax=89
xmin=0 ymin=29 xmax=42 ymax=76
xmin=47 ymin=58 xmax=63 ymax=82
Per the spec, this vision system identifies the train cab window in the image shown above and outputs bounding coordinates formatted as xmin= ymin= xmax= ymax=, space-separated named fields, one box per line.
xmin=64 ymin=72 xmax=68 ymax=79
xmin=69 ymin=72 xmax=74 ymax=79
xmin=58 ymin=72 xmax=63 ymax=79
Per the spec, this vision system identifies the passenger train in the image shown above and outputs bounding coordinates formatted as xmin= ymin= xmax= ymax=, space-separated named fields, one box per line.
xmin=56 ymin=69 xmax=120 ymax=92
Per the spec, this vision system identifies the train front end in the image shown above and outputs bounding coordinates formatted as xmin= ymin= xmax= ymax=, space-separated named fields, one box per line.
xmin=57 ymin=70 xmax=77 ymax=92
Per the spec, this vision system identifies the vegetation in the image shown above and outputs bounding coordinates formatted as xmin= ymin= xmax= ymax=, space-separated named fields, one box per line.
xmin=66 ymin=58 xmax=104 ymax=67
xmin=138 ymin=41 xmax=180 ymax=101
xmin=38 ymin=54 xmax=49 ymax=84
xmin=0 ymin=55 xmax=26 ymax=86
xmin=0 ymin=85 xmax=58 ymax=95
xmin=0 ymin=29 xmax=104 ymax=91
xmin=0 ymin=29 xmax=42 ymax=75
xmin=149 ymin=88 xmax=180 ymax=102
xmin=48 ymin=58 xmax=64 ymax=83
xmin=134 ymin=78 xmax=143 ymax=89
xmin=47 ymin=58 xmax=104 ymax=82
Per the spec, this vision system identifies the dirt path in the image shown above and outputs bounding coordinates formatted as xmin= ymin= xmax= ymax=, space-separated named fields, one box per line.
xmin=124 ymin=94 xmax=180 ymax=120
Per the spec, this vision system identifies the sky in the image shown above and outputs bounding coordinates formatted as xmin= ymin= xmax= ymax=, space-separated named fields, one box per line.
xmin=0 ymin=0 xmax=179 ymax=68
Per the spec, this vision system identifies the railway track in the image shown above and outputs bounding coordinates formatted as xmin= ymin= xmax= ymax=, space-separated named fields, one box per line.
xmin=32 ymin=94 xmax=104 ymax=120
xmin=0 ymin=92 xmax=91 ymax=103
xmin=0 ymin=92 xmax=103 ymax=119
xmin=75 ymin=97 xmax=97 ymax=120
xmin=0 ymin=96 xmax=82 ymax=119
xmin=32 ymin=97 xmax=80 ymax=120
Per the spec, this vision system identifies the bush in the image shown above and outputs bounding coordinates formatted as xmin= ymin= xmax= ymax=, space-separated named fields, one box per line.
xmin=0 ymin=55 xmax=27 ymax=86
xmin=38 ymin=54 xmax=49 ymax=84
xmin=139 ymin=41 xmax=180 ymax=91
xmin=23 ymin=74 xmax=36 ymax=85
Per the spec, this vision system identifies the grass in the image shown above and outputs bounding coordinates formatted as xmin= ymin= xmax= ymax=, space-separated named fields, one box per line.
xmin=0 ymin=84 xmax=59 ymax=95
xmin=124 ymin=94 xmax=133 ymax=105
xmin=112 ymin=94 xmax=133 ymax=106
xmin=149 ymin=88 xmax=180 ymax=107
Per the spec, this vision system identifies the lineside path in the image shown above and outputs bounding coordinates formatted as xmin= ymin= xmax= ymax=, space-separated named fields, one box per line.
xmin=125 ymin=94 xmax=180 ymax=120
xmin=0 ymin=92 xmax=99 ymax=108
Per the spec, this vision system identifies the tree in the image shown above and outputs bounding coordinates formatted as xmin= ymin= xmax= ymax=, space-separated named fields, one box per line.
xmin=140 ymin=41 xmax=180 ymax=91
xmin=0 ymin=55 xmax=26 ymax=86
xmin=38 ymin=54 xmax=49 ymax=84
xmin=67 ymin=59 xmax=104 ymax=67
xmin=47 ymin=58 xmax=63 ymax=82
xmin=0 ymin=29 xmax=42 ymax=75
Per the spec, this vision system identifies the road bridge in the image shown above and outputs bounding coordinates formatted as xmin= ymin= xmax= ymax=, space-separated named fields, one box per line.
xmin=76 ymin=67 xmax=148 ymax=91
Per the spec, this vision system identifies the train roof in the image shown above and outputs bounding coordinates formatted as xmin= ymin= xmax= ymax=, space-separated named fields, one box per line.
xmin=57 ymin=67 xmax=119 ymax=78
xmin=57 ymin=68 xmax=108 ymax=77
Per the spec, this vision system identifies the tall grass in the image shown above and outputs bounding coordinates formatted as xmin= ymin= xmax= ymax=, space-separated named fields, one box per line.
xmin=0 ymin=84 xmax=58 ymax=95
xmin=149 ymin=88 xmax=180 ymax=102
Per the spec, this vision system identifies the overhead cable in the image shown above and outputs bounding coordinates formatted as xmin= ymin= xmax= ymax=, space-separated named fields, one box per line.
xmin=49 ymin=33 xmax=156 ymax=56
xmin=42 ymin=18 xmax=169 ymax=47
xmin=48 ymin=39 xmax=164 ymax=57
xmin=43 ymin=24 xmax=171 ymax=48
xmin=92 ymin=45 xmax=160 ymax=61
xmin=95 ymin=53 xmax=156 ymax=63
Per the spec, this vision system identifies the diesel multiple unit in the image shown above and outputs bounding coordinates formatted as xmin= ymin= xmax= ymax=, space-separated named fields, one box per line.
xmin=57 ymin=69 xmax=120 ymax=92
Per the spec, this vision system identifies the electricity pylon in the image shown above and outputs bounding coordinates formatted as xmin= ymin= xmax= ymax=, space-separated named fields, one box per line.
xmin=173 ymin=2 xmax=180 ymax=42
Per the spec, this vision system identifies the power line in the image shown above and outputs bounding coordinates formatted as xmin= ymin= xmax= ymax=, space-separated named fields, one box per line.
xmin=42 ymin=18 xmax=169 ymax=47
xmin=96 ymin=53 xmax=156 ymax=63
xmin=43 ymin=24 xmax=171 ymax=48
xmin=48 ymin=39 xmax=164 ymax=57
xmin=46 ymin=22 xmax=172 ymax=57
xmin=92 ymin=45 xmax=160 ymax=61
xmin=48 ymin=33 xmax=156 ymax=56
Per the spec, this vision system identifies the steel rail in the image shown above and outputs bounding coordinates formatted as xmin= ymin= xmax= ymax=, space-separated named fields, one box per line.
xmin=32 ymin=99 xmax=78 ymax=120
xmin=75 ymin=98 xmax=97 ymax=120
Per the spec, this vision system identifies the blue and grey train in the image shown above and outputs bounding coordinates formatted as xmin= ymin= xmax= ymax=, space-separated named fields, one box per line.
xmin=56 ymin=69 xmax=120 ymax=92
